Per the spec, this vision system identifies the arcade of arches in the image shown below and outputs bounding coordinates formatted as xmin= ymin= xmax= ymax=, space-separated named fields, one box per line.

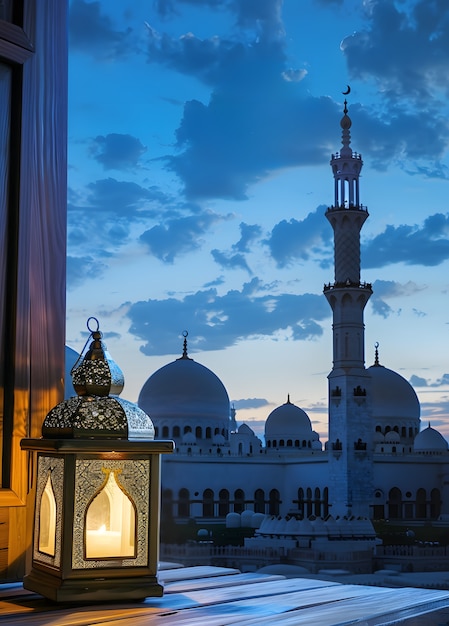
xmin=162 ymin=486 xmax=441 ymax=521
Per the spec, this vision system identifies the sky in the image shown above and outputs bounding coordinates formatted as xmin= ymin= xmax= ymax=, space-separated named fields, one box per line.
xmin=67 ymin=0 xmax=449 ymax=443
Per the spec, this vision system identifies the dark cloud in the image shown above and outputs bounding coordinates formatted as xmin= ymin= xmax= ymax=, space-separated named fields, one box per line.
xmin=409 ymin=374 xmax=428 ymax=387
xmin=341 ymin=0 xmax=449 ymax=104
xmin=126 ymin=277 xmax=330 ymax=355
xmin=143 ymin=0 xmax=449 ymax=200
xmin=211 ymin=249 xmax=252 ymax=273
xmin=67 ymin=178 xmax=176 ymax=263
xmin=69 ymin=0 xmax=134 ymax=60
xmin=232 ymin=398 xmax=270 ymax=410
xmin=266 ymin=206 xmax=331 ymax=268
xmin=139 ymin=211 xmax=228 ymax=262
xmin=90 ymin=134 xmax=147 ymax=170
xmin=84 ymin=178 xmax=167 ymax=215
xmin=154 ymin=0 xmax=226 ymax=19
xmin=363 ymin=213 xmax=449 ymax=268
xmin=370 ymin=279 xmax=426 ymax=318
xmin=67 ymin=255 xmax=108 ymax=289
xmin=233 ymin=222 xmax=262 ymax=252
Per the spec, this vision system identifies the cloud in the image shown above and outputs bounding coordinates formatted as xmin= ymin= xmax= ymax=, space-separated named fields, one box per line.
xmin=144 ymin=8 xmax=336 ymax=200
xmin=409 ymin=375 xmax=428 ymax=387
xmin=69 ymin=0 xmax=134 ymax=60
xmin=139 ymin=211 xmax=228 ymax=262
xmin=211 ymin=249 xmax=252 ymax=273
xmin=90 ymin=134 xmax=147 ymax=170
xmin=67 ymin=178 xmax=177 ymax=264
xmin=363 ymin=213 xmax=449 ymax=268
xmin=232 ymin=398 xmax=270 ymax=410
xmin=266 ymin=206 xmax=331 ymax=268
xmin=67 ymin=255 xmax=108 ymax=289
xmin=126 ymin=277 xmax=330 ymax=355
xmin=233 ymin=222 xmax=262 ymax=252
xmin=370 ymin=279 xmax=426 ymax=318
xmin=341 ymin=0 xmax=449 ymax=105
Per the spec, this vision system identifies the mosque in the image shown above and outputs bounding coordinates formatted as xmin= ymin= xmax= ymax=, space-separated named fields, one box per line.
xmin=136 ymin=100 xmax=449 ymax=536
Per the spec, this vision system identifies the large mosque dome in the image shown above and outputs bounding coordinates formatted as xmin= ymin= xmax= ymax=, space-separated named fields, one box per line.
xmin=367 ymin=348 xmax=420 ymax=443
xmin=138 ymin=336 xmax=230 ymax=442
xmin=368 ymin=363 xmax=420 ymax=420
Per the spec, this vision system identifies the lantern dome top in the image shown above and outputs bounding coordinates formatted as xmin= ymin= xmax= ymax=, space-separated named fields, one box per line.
xmin=42 ymin=318 xmax=155 ymax=440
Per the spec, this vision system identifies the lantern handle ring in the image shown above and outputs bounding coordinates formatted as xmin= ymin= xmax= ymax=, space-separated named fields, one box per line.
xmin=87 ymin=316 xmax=100 ymax=333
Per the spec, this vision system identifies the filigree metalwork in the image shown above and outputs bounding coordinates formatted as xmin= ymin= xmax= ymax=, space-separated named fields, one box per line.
xmin=33 ymin=456 xmax=64 ymax=568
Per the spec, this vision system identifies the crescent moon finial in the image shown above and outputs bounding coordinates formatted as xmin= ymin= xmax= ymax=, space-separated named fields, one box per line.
xmin=342 ymin=85 xmax=351 ymax=95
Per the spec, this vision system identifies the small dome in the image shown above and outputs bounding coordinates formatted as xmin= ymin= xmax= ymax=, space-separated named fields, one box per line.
xmin=414 ymin=425 xmax=448 ymax=453
xmin=238 ymin=423 xmax=255 ymax=436
xmin=265 ymin=396 xmax=312 ymax=439
xmin=182 ymin=431 xmax=196 ymax=445
xmin=241 ymin=510 xmax=255 ymax=527
xmin=368 ymin=363 xmax=420 ymax=421
xmin=384 ymin=430 xmax=400 ymax=443
xmin=226 ymin=512 xmax=241 ymax=529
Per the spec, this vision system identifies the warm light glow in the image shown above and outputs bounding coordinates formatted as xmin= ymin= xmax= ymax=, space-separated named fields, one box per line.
xmin=85 ymin=469 xmax=136 ymax=559
xmin=38 ymin=474 xmax=56 ymax=556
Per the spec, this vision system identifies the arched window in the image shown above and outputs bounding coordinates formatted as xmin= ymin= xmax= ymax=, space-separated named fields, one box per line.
xmin=214 ymin=428 xmax=220 ymax=436
xmin=218 ymin=489 xmax=230 ymax=517
xmin=287 ymin=440 xmax=292 ymax=447
xmin=323 ymin=487 xmax=329 ymax=517
xmin=162 ymin=489 xmax=173 ymax=520
xmin=162 ymin=426 xmax=169 ymax=438
xmin=254 ymin=489 xmax=265 ymax=514
xmin=295 ymin=440 xmax=300 ymax=447
xmin=178 ymin=488 xmax=190 ymax=518
xmin=279 ymin=439 xmax=285 ymax=447
xmin=416 ymin=488 xmax=426 ymax=518
xmin=269 ymin=489 xmax=280 ymax=516
xmin=154 ymin=426 xmax=159 ymax=438
xmin=195 ymin=426 xmax=202 ymax=439
xmin=234 ymin=489 xmax=245 ymax=513
xmin=314 ymin=487 xmax=321 ymax=517
xmin=306 ymin=487 xmax=313 ymax=517
xmin=302 ymin=440 xmax=307 ymax=448
xmin=388 ymin=487 xmax=402 ymax=519
xmin=431 ymin=488 xmax=441 ymax=519
xmin=173 ymin=426 xmax=180 ymax=438
xmin=203 ymin=489 xmax=214 ymax=517
xmin=205 ymin=427 xmax=212 ymax=439
xmin=184 ymin=425 xmax=192 ymax=434
xmin=297 ymin=488 xmax=304 ymax=516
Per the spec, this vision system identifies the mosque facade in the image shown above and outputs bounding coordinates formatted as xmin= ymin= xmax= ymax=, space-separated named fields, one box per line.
xmin=138 ymin=102 xmax=449 ymax=530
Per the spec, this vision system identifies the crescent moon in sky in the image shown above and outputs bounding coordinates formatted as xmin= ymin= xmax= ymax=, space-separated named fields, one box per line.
xmin=342 ymin=85 xmax=351 ymax=95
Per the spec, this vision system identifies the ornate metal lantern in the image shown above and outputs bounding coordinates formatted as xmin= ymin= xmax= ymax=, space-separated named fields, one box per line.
xmin=21 ymin=318 xmax=174 ymax=602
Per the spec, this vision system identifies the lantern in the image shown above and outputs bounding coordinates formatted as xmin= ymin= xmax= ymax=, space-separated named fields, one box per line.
xmin=21 ymin=318 xmax=174 ymax=602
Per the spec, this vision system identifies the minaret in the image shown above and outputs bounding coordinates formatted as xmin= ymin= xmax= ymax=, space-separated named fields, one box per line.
xmin=324 ymin=98 xmax=373 ymax=518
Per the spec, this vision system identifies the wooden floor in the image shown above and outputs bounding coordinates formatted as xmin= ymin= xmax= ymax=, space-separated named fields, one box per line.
xmin=1 ymin=563 xmax=449 ymax=625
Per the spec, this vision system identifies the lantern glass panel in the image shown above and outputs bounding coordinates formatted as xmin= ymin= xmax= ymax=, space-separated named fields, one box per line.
xmin=38 ymin=474 xmax=56 ymax=556
xmin=85 ymin=469 xmax=136 ymax=559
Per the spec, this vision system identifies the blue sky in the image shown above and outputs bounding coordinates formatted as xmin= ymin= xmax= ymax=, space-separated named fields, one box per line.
xmin=67 ymin=0 xmax=449 ymax=442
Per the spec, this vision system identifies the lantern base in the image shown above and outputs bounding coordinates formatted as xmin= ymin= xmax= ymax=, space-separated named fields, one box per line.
xmin=23 ymin=569 xmax=164 ymax=603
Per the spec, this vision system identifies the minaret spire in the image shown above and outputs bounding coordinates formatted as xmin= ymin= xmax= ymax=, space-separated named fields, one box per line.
xmin=324 ymin=94 xmax=373 ymax=518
